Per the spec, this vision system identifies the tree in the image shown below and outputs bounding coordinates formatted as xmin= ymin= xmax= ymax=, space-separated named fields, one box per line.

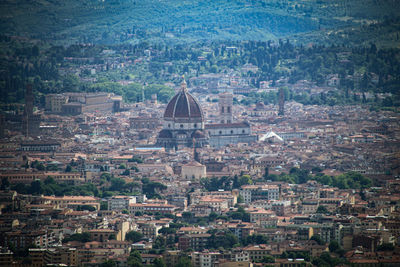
xmin=44 ymin=176 xmax=55 ymax=185
xmin=109 ymin=178 xmax=126 ymax=191
xmin=264 ymin=167 xmax=269 ymax=179
xmin=153 ymin=236 xmax=166 ymax=250
xmin=1 ymin=177 xmax=10 ymax=190
xmin=377 ymin=243 xmax=395 ymax=251
xmin=126 ymin=231 xmax=143 ymax=243
xmin=329 ymin=240 xmax=340 ymax=252
xmin=29 ymin=180 xmax=43 ymax=195
xmin=243 ymin=234 xmax=269 ymax=246
xmin=316 ymin=205 xmax=329 ymax=214
xmin=65 ymin=165 xmax=72 ymax=172
xmin=63 ymin=232 xmax=91 ymax=243
xmin=208 ymin=212 xmax=218 ymax=222
xmin=101 ymin=173 xmax=112 ymax=181
xmin=101 ymin=260 xmax=117 ymax=267
xmin=152 ymin=258 xmax=166 ymax=267
xmin=260 ymin=255 xmax=275 ymax=263
xmin=127 ymin=250 xmax=143 ymax=267
xmin=158 ymin=227 xmax=176 ymax=235
xmin=100 ymin=202 xmax=108 ymax=210
xmin=310 ymin=235 xmax=324 ymax=245
xmin=175 ymin=256 xmax=192 ymax=267
xmin=121 ymin=169 xmax=130 ymax=176
xmin=119 ymin=164 xmax=126 ymax=169
xmin=208 ymin=232 xmax=239 ymax=249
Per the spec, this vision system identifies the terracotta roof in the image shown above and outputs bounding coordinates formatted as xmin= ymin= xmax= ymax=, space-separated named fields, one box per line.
xmin=164 ymin=82 xmax=203 ymax=120
xmin=205 ymin=121 xmax=250 ymax=129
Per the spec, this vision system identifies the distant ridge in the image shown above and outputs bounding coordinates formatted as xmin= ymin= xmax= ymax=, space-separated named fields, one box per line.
xmin=0 ymin=0 xmax=399 ymax=46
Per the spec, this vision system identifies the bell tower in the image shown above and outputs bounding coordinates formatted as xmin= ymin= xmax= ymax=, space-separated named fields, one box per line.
xmin=219 ymin=92 xmax=233 ymax=124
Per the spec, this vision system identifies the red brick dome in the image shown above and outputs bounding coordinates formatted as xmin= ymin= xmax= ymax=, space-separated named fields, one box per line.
xmin=164 ymin=79 xmax=203 ymax=121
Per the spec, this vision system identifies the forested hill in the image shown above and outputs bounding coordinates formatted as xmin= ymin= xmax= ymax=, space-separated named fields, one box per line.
xmin=1 ymin=0 xmax=400 ymax=46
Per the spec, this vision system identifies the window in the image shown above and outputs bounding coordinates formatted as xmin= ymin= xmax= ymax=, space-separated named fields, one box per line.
xmin=242 ymin=130 xmax=245 ymax=133
xmin=194 ymin=123 xmax=197 ymax=128
xmin=219 ymin=131 xmax=222 ymax=135
xmin=231 ymin=130 xmax=233 ymax=134
xmin=227 ymin=106 xmax=231 ymax=113
xmin=180 ymin=124 xmax=183 ymax=128
xmin=221 ymin=107 xmax=224 ymax=113
xmin=168 ymin=124 xmax=171 ymax=128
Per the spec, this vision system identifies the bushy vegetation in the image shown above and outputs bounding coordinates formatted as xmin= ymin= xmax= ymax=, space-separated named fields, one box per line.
xmin=1 ymin=0 xmax=399 ymax=46
xmin=1 ymin=36 xmax=399 ymax=109
xmin=10 ymin=177 xmax=100 ymax=196
xmin=268 ymin=168 xmax=372 ymax=189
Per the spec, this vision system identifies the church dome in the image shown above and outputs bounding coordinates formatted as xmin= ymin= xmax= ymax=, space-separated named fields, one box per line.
xmin=164 ymin=79 xmax=203 ymax=121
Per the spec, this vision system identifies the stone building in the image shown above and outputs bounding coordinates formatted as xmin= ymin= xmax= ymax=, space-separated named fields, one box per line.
xmin=181 ymin=161 xmax=207 ymax=180
xmin=219 ymin=92 xmax=233 ymax=124
xmin=156 ymin=78 xmax=208 ymax=150
xmin=157 ymin=78 xmax=256 ymax=149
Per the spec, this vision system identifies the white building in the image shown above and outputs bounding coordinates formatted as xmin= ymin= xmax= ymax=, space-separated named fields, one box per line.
xmin=108 ymin=196 xmax=136 ymax=211
xmin=240 ymin=184 xmax=280 ymax=204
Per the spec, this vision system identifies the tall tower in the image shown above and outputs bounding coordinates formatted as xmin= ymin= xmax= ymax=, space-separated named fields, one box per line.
xmin=278 ymin=88 xmax=285 ymax=116
xmin=0 ymin=113 xmax=5 ymax=138
xmin=219 ymin=92 xmax=233 ymax=124
xmin=24 ymin=84 xmax=34 ymax=117
xmin=23 ymin=84 xmax=41 ymax=137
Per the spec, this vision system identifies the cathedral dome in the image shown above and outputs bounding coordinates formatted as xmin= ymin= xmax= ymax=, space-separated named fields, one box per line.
xmin=164 ymin=79 xmax=203 ymax=121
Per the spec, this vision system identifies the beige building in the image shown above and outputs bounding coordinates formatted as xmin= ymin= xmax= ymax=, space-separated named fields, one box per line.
xmin=181 ymin=161 xmax=206 ymax=180
xmin=41 ymin=196 xmax=100 ymax=210
xmin=45 ymin=94 xmax=67 ymax=113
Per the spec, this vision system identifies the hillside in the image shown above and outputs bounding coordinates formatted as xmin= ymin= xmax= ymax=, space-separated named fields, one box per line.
xmin=0 ymin=0 xmax=400 ymax=46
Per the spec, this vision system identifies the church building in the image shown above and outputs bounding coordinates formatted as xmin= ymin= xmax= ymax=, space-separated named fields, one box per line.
xmin=157 ymin=78 xmax=257 ymax=150
xmin=156 ymin=79 xmax=208 ymax=150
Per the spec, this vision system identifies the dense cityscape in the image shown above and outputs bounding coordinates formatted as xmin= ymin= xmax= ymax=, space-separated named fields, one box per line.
xmin=1 ymin=1 xmax=400 ymax=267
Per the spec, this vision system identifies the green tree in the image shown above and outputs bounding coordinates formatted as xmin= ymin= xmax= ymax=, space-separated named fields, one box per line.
xmin=377 ymin=243 xmax=395 ymax=251
xmin=329 ymin=240 xmax=340 ymax=252
xmin=126 ymin=231 xmax=143 ymax=243
xmin=29 ymin=180 xmax=43 ymax=195
xmin=101 ymin=260 xmax=117 ymax=267
xmin=127 ymin=250 xmax=143 ymax=267
xmin=316 ymin=205 xmax=329 ymax=214
xmin=119 ymin=164 xmax=126 ymax=169
xmin=152 ymin=258 xmax=166 ymax=267
xmin=310 ymin=235 xmax=324 ymax=245
xmin=208 ymin=232 xmax=239 ymax=249
xmin=100 ymin=202 xmax=108 ymax=210
xmin=260 ymin=255 xmax=275 ymax=263
xmin=208 ymin=212 xmax=218 ymax=222
xmin=175 ymin=256 xmax=192 ymax=267
xmin=153 ymin=236 xmax=166 ymax=250
xmin=65 ymin=165 xmax=72 ymax=172
xmin=1 ymin=177 xmax=10 ymax=190
xmin=63 ymin=232 xmax=91 ymax=243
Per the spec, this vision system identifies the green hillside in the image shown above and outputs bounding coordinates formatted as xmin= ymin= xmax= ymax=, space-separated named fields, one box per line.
xmin=0 ymin=0 xmax=400 ymax=45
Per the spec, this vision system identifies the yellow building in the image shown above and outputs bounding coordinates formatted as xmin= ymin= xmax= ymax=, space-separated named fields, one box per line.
xmin=181 ymin=161 xmax=206 ymax=180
